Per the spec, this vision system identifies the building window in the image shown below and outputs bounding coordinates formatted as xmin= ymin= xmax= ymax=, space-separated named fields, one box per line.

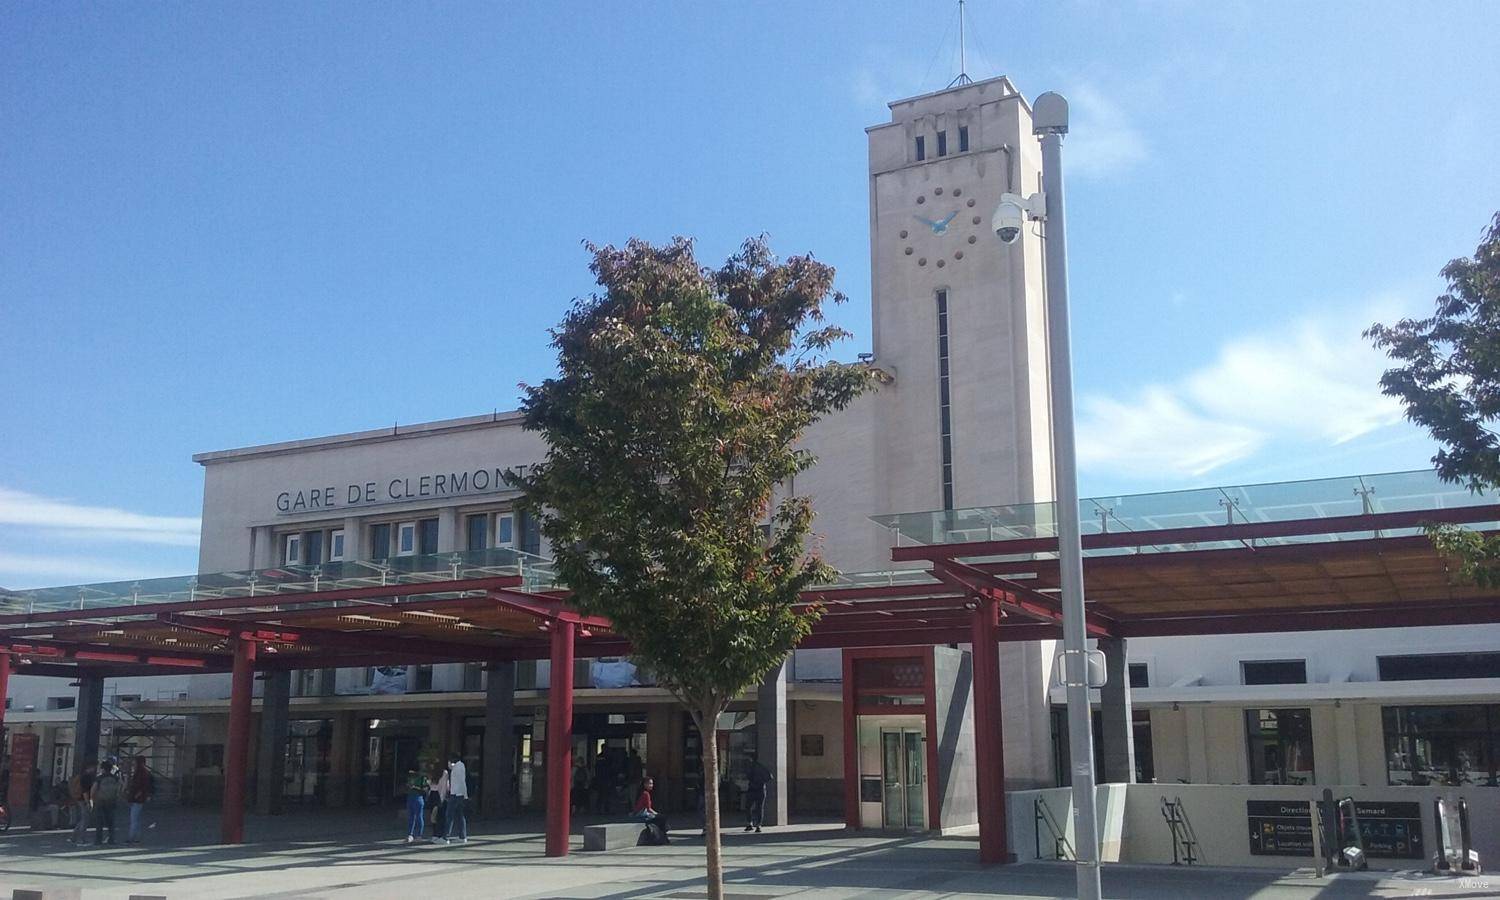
xmin=196 ymin=744 xmax=225 ymax=770
xmin=1242 ymin=659 xmax=1307 ymax=685
xmin=495 ymin=513 xmax=515 ymax=548
xmin=46 ymin=696 xmax=76 ymax=711
xmin=414 ymin=665 xmax=434 ymax=692
xmin=369 ymin=523 xmax=391 ymax=560
xmin=1383 ymin=704 xmax=1500 ymax=786
xmin=396 ymin=521 xmax=417 ymax=556
xmin=462 ymin=662 xmax=484 ymax=691
xmin=1245 ymin=708 xmax=1315 ymax=784
xmin=936 ymin=129 xmax=948 ymax=157
xmin=417 ymin=517 xmax=439 ymax=555
xmin=915 ymin=135 xmax=926 ymax=161
xmin=283 ymin=533 xmax=302 ymax=566
xmin=518 ymin=509 xmax=542 ymax=555
xmin=958 ymin=125 xmax=969 ymax=152
xmin=1128 ymin=663 xmax=1149 ymax=689
xmin=302 ymin=529 xmax=323 ymax=565
xmin=466 ymin=514 xmax=488 ymax=552
xmin=328 ymin=529 xmax=345 ymax=562
xmin=936 ymin=289 xmax=954 ymax=510
xmin=1379 ymin=652 xmax=1500 ymax=681
xmin=1133 ymin=709 xmax=1154 ymax=783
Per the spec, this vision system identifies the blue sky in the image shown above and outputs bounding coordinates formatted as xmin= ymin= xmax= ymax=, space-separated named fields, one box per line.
xmin=2 ymin=1 xmax=1498 ymax=587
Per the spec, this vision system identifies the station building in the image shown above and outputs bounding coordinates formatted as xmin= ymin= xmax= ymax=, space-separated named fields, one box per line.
xmin=7 ymin=76 xmax=1500 ymax=849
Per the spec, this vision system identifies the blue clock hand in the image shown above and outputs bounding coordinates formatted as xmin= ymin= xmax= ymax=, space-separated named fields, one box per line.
xmin=914 ymin=215 xmax=939 ymax=228
xmin=938 ymin=212 xmax=958 ymax=227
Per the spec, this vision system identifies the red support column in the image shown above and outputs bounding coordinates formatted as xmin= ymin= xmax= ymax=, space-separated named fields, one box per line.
xmin=545 ymin=617 xmax=576 ymax=857
xmin=221 ymin=637 xmax=256 ymax=844
xmin=971 ymin=595 xmax=1010 ymax=864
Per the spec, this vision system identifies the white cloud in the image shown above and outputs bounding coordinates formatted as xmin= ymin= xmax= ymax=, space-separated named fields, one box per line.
xmin=0 ymin=552 xmax=184 ymax=588
xmin=1063 ymin=84 xmax=1149 ymax=179
xmin=1078 ymin=388 xmax=1264 ymax=478
xmin=1077 ymin=302 xmax=1409 ymax=480
xmin=0 ymin=486 xmax=200 ymax=546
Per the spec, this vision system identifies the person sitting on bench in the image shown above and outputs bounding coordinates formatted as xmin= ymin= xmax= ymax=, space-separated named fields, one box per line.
xmin=632 ymin=776 xmax=670 ymax=845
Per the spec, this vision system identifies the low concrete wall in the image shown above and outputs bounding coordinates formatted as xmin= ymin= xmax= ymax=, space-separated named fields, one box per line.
xmin=1008 ymin=782 xmax=1500 ymax=871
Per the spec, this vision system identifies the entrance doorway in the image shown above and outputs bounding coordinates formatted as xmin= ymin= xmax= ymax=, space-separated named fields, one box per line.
xmin=880 ymin=728 xmax=926 ymax=830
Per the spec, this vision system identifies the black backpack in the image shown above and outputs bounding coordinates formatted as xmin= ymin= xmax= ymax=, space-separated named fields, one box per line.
xmin=96 ymin=773 xmax=121 ymax=803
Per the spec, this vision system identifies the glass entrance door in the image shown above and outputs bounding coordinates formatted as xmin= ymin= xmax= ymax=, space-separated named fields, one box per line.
xmin=880 ymin=728 xmax=926 ymax=829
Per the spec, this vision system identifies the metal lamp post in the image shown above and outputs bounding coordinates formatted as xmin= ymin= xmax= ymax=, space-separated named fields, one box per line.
xmin=1034 ymin=91 xmax=1104 ymax=900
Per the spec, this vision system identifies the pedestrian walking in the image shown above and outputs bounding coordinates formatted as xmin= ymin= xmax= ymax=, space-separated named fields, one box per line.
xmin=745 ymin=756 xmax=772 ymax=833
xmin=125 ymin=758 xmax=153 ymax=844
xmin=429 ymin=764 xmax=450 ymax=843
xmin=69 ymin=762 xmax=96 ymax=845
xmin=404 ymin=766 xmax=429 ymax=843
xmin=92 ymin=760 xmax=122 ymax=845
xmin=444 ymin=753 xmax=468 ymax=844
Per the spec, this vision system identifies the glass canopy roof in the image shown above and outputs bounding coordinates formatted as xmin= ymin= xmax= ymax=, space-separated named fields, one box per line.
xmin=4 ymin=468 xmax=1493 ymax=620
xmin=0 ymin=547 xmax=557 ymax=618
xmin=869 ymin=468 xmax=1499 ymax=556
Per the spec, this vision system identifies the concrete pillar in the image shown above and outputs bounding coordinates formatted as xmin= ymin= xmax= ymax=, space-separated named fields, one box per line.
xmin=756 ymin=656 xmax=790 ymax=826
xmin=221 ymin=639 xmax=257 ymax=844
xmin=1334 ymin=702 xmax=1361 ymax=784
xmin=437 ymin=507 xmax=460 ymax=554
xmin=545 ymin=619 xmax=575 ymax=857
xmin=970 ymin=597 xmax=1009 ymax=864
xmin=255 ymin=669 xmax=291 ymax=815
xmin=74 ymin=673 xmax=105 ymax=774
xmin=482 ymin=662 xmax=516 ymax=816
xmin=327 ymin=710 xmax=355 ymax=808
xmin=1184 ymin=707 xmax=1209 ymax=784
xmin=1097 ymin=636 xmax=1135 ymax=784
xmin=250 ymin=525 xmax=275 ymax=569
xmin=341 ymin=516 xmax=364 ymax=562
xmin=646 ymin=706 xmax=673 ymax=809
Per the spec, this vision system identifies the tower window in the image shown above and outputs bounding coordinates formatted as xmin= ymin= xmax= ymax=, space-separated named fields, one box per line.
xmin=937 ymin=290 xmax=954 ymax=510
xmin=936 ymin=130 xmax=948 ymax=157
xmin=959 ymin=125 xmax=970 ymax=152
xmin=914 ymin=135 xmax=926 ymax=161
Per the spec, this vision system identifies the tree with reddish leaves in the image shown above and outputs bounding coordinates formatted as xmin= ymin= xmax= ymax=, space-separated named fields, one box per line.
xmin=511 ymin=237 xmax=879 ymax=897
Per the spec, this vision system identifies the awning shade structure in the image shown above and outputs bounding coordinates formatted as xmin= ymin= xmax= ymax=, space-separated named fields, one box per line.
xmin=4 ymin=467 xmax=1500 ymax=856
xmin=3 ymin=469 xmax=1500 ymax=675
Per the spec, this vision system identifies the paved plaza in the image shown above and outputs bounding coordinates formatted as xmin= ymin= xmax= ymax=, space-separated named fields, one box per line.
xmin=0 ymin=810 xmax=1493 ymax=900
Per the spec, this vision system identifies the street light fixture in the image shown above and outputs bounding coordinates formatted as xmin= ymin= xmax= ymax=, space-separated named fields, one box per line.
xmin=992 ymin=90 xmax=1103 ymax=900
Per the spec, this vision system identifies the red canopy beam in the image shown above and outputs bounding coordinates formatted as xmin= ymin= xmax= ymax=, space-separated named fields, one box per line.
xmin=932 ymin=559 xmax=1114 ymax=637
xmin=0 ymin=637 xmax=225 ymax=668
xmin=160 ymin=613 xmax=493 ymax=660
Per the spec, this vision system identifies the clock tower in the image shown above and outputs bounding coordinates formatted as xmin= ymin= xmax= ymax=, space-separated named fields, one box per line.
xmin=867 ymin=76 xmax=1055 ymax=518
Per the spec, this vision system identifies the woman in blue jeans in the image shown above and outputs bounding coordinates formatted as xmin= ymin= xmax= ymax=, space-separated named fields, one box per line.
xmin=404 ymin=767 xmax=429 ymax=844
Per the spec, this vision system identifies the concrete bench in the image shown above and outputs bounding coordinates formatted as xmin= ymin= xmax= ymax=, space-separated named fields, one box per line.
xmin=582 ymin=821 xmax=648 ymax=851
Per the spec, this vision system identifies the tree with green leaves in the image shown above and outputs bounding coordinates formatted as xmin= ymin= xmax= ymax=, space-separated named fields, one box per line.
xmin=1368 ymin=211 xmax=1500 ymax=584
xmin=511 ymin=236 xmax=878 ymax=897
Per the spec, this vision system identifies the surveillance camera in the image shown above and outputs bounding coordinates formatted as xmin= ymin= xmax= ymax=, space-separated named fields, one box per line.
xmin=992 ymin=194 xmax=1026 ymax=244
xmin=992 ymin=192 xmax=1045 ymax=244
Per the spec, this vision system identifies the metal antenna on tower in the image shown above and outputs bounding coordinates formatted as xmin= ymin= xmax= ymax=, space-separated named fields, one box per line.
xmin=948 ymin=0 xmax=974 ymax=87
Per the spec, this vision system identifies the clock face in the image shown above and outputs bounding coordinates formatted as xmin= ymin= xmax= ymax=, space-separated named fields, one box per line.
xmin=902 ymin=185 xmax=983 ymax=269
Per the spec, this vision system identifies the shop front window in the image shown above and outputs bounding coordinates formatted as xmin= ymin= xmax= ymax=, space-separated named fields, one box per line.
xmin=1384 ymin=704 xmax=1500 ymax=786
xmin=1245 ymin=708 xmax=1315 ymax=784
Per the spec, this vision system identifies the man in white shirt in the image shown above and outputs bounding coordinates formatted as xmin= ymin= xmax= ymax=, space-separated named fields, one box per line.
xmin=445 ymin=753 xmax=469 ymax=844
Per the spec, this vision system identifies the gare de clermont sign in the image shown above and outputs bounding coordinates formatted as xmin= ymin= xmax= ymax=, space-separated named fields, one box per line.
xmin=274 ymin=464 xmax=534 ymax=515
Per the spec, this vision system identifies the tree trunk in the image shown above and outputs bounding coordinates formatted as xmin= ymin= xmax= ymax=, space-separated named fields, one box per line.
xmin=697 ymin=703 xmax=725 ymax=900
